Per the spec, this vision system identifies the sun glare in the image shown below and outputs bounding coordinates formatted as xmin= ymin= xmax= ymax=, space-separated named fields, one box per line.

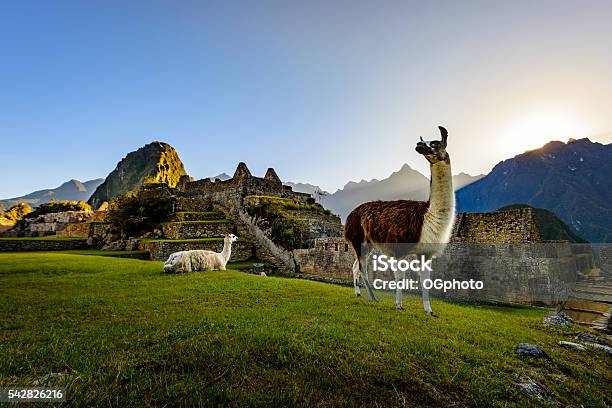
xmin=498 ymin=111 xmax=590 ymax=156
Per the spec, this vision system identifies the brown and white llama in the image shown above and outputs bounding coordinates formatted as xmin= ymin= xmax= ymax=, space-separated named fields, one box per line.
xmin=344 ymin=126 xmax=455 ymax=315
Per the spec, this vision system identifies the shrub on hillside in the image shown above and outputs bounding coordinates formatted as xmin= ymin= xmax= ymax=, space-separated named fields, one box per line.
xmin=246 ymin=200 xmax=307 ymax=250
xmin=25 ymin=200 xmax=92 ymax=218
xmin=106 ymin=186 xmax=174 ymax=237
xmin=0 ymin=203 xmax=33 ymax=225
xmin=247 ymin=195 xmax=332 ymax=217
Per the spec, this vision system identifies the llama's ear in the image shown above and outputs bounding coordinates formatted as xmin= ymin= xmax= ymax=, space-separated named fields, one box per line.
xmin=420 ymin=136 xmax=424 ymax=142
xmin=438 ymin=126 xmax=448 ymax=147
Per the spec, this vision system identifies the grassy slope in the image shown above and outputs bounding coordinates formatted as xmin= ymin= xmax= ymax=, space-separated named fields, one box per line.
xmin=0 ymin=253 xmax=610 ymax=407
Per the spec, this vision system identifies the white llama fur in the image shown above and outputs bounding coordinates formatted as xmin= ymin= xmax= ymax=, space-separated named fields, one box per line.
xmin=419 ymin=160 xmax=456 ymax=246
xmin=163 ymin=234 xmax=237 ymax=273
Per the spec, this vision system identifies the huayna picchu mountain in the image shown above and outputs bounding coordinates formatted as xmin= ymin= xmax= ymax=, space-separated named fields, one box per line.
xmin=457 ymin=138 xmax=612 ymax=242
xmin=88 ymin=141 xmax=188 ymax=209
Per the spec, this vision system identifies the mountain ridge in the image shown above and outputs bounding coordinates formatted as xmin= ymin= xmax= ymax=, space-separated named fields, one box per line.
xmin=457 ymin=138 xmax=612 ymax=242
xmin=0 ymin=178 xmax=104 ymax=211
xmin=88 ymin=141 xmax=188 ymax=209
xmin=288 ymin=163 xmax=483 ymax=221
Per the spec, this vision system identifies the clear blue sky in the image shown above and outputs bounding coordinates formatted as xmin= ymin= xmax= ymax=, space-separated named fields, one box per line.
xmin=2 ymin=0 xmax=612 ymax=198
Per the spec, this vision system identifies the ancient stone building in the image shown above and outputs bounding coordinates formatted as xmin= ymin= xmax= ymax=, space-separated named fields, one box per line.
xmin=137 ymin=163 xmax=343 ymax=271
xmin=176 ymin=162 xmax=312 ymax=210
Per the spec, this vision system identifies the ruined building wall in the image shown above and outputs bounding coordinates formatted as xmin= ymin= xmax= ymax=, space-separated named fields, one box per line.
xmin=294 ymin=237 xmax=354 ymax=281
xmin=451 ymin=208 xmax=541 ymax=244
xmin=294 ymin=208 xmax=584 ymax=306
xmin=178 ymin=163 xmax=311 ymax=210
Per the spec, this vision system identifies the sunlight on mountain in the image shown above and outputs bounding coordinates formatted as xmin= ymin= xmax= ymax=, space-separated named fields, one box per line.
xmin=497 ymin=111 xmax=591 ymax=156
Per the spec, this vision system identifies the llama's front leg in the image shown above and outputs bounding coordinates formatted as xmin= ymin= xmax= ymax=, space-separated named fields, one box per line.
xmin=352 ymin=260 xmax=361 ymax=296
xmin=394 ymin=269 xmax=404 ymax=310
xmin=420 ymin=268 xmax=434 ymax=316
xmin=360 ymin=252 xmax=377 ymax=301
xmin=361 ymin=272 xmax=377 ymax=301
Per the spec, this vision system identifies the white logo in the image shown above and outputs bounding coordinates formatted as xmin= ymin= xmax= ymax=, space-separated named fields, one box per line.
xmin=371 ymin=254 xmax=433 ymax=272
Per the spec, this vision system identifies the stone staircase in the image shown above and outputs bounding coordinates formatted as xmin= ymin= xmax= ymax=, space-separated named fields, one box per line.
xmin=561 ymin=267 xmax=612 ymax=333
xmin=214 ymin=205 xmax=295 ymax=275
xmin=138 ymin=197 xmax=253 ymax=262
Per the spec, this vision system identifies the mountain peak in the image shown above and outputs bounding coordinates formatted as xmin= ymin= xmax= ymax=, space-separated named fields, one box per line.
xmin=88 ymin=142 xmax=188 ymax=209
xmin=457 ymin=138 xmax=612 ymax=242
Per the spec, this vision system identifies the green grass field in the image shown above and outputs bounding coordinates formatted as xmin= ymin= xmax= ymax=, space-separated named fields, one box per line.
xmin=0 ymin=252 xmax=610 ymax=407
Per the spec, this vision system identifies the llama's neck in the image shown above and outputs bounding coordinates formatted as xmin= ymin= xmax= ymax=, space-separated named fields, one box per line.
xmin=221 ymin=240 xmax=232 ymax=262
xmin=419 ymin=160 xmax=456 ymax=244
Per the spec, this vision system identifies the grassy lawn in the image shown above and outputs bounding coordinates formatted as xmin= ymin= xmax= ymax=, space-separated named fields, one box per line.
xmin=0 ymin=237 xmax=87 ymax=241
xmin=0 ymin=252 xmax=610 ymax=407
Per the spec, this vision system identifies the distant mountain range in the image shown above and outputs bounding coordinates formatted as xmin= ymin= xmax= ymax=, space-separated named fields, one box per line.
xmin=288 ymin=164 xmax=483 ymax=221
xmin=0 ymin=179 xmax=103 ymax=211
xmin=457 ymin=138 xmax=612 ymax=243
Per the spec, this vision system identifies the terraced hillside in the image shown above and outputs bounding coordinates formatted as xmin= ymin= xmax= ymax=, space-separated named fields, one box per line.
xmin=138 ymin=197 xmax=253 ymax=261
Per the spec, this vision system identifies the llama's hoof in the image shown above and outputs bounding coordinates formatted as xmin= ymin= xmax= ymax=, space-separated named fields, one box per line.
xmin=395 ymin=306 xmax=405 ymax=311
xmin=355 ymin=293 xmax=361 ymax=297
xmin=427 ymin=311 xmax=438 ymax=318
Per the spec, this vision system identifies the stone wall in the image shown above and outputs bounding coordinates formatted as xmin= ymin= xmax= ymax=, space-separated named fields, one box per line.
xmin=452 ymin=208 xmax=541 ymax=244
xmin=0 ymin=238 xmax=88 ymax=252
xmin=286 ymin=211 xmax=343 ymax=244
xmin=139 ymin=239 xmax=253 ymax=261
xmin=160 ymin=221 xmax=234 ymax=240
xmin=431 ymin=243 xmax=577 ymax=305
xmin=294 ymin=237 xmax=354 ymax=281
xmin=172 ymin=211 xmax=223 ymax=222
xmin=58 ymin=222 xmax=91 ymax=237
xmin=59 ymin=222 xmax=112 ymax=238
xmin=593 ymin=245 xmax=612 ymax=275
xmin=175 ymin=196 xmax=213 ymax=212
xmin=292 ymin=209 xmax=592 ymax=306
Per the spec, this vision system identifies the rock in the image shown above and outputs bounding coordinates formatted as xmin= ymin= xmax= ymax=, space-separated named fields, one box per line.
xmin=517 ymin=343 xmax=550 ymax=359
xmin=586 ymin=343 xmax=612 ymax=355
xmin=574 ymin=333 xmax=612 ymax=354
xmin=575 ymin=332 xmax=610 ymax=347
xmin=102 ymin=240 xmax=126 ymax=251
xmin=517 ymin=377 xmax=550 ymax=401
xmin=125 ymin=238 xmax=139 ymax=251
xmin=543 ymin=312 xmax=573 ymax=327
xmin=558 ymin=341 xmax=585 ymax=351
xmin=33 ymin=373 xmax=65 ymax=387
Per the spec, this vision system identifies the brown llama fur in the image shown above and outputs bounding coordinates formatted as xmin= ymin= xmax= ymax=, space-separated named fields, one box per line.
xmin=344 ymin=200 xmax=429 ymax=268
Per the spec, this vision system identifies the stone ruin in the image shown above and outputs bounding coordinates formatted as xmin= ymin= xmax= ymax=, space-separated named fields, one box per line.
xmin=3 ymin=211 xmax=92 ymax=238
xmin=295 ymin=207 xmax=611 ymax=328
xmin=59 ymin=163 xmax=343 ymax=273
xmin=175 ymin=162 xmax=313 ymax=210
